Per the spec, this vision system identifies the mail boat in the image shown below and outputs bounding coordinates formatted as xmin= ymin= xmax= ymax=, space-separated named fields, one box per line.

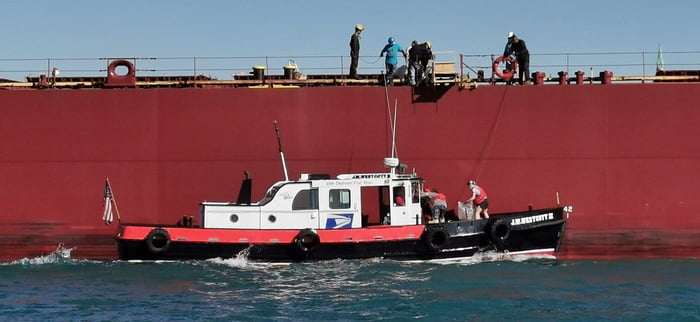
xmin=116 ymin=157 xmax=570 ymax=262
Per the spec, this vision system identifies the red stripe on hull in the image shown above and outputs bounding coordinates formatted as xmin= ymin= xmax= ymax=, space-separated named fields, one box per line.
xmin=120 ymin=225 xmax=425 ymax=244
xmin=2 ymin=84 xmax=699 ymax=261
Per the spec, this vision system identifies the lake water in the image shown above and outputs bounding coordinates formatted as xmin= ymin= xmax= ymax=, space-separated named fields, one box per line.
xmin=1 ymin=247 xmax=698 ymax=321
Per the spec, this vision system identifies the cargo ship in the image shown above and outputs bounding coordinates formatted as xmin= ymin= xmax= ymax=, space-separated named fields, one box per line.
xmin=1 ymin=53 xmax=698 ymax=261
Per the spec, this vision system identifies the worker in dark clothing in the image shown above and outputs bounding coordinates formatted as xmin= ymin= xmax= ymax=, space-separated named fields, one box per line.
xmin=503 ymin=32 xmax=530 ymax=85
xmin=408 ymin=41 xmax=433 ymax=86
xmin=349 ymin=24 xmax=364 ymax=79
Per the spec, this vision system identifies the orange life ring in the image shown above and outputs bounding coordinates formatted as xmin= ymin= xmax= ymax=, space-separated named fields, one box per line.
xmin=492 ymin=56 xmax=518 ymax=81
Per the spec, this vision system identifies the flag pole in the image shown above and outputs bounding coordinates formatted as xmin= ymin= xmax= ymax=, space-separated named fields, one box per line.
xmin=106 ymin=177 xmax=122 ymax=223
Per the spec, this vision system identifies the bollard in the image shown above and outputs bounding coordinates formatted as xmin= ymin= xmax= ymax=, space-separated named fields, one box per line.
xmin=558 ymin=71 xmax=568 ymax=85
xmin=38 ymin=74 xmax=48 ymax=87
xmin=283 ymin=65 xmax=296 ymax=80
xmin=600 ymin=71 xmax=613 ymax=84
xmin=575 ymin=71 xmax=585 ymax=85
xmin=533 ymin=72 xmax=545 ymax=85
xmin=252 ymin=66 xmax=266 ymax=81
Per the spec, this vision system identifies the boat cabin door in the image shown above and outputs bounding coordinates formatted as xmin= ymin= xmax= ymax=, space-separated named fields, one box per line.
xmin=386 ymin=181 xmax=423 ymax=226
xmin=318 ymin=185 xmax=362 ymax=229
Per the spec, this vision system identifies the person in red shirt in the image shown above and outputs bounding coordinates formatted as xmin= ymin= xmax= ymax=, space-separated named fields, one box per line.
xmin=422 ymin=188 xmax=447 ymax=223
xmin=466 ymin=180 xmax=489 ymax=220
xmin=393 ymin=186 xmax=405 ymax=206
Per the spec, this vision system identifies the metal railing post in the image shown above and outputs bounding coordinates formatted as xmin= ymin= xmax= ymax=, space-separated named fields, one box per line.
xmin=641 ymin=52 xmax=646 ymax=83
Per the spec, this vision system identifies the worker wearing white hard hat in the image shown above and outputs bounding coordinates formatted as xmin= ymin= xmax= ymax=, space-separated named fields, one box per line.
xmin=503 ymin=31 xmax=531 ymax=85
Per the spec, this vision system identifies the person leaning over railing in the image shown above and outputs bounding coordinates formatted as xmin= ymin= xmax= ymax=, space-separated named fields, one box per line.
xmin=503 ymin=31 xmax=530 ymax=85
xmin=408 ymin=41 xmax=433 ymax=86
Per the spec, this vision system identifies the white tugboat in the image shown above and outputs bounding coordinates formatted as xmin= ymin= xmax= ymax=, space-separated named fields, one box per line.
xmin=115 ymin=122 xmax=570 ymax=262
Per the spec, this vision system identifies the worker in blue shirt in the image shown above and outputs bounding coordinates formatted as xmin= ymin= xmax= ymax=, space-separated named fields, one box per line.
xmin=380 ymin=37 xmax=406 ymax=85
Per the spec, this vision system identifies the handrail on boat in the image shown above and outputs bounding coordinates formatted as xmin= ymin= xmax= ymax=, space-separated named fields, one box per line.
xmin=1 ymin=51 xmax=699 ymax=87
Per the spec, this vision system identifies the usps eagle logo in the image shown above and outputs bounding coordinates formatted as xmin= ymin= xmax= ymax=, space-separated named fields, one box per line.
xmin=325 ymin=214 xmax=353 ymax=229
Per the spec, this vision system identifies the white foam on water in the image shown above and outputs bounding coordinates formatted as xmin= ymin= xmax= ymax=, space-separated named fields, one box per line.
xmin=5 ymin=244 xmax=76 ymax=265
xmin=205 ymin=246 xmax=290 ymax=269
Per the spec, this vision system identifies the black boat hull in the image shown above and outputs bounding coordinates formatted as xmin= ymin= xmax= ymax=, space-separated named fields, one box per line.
xmin=117 ymin=207 xmax=567 ymax=262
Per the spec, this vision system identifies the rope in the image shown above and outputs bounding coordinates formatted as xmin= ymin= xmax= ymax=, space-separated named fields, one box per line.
xmin=362 ymin=56 xmax=383 ymax=64
xmin=383 ymin=78 xmax=399 ymax=158
xmin=470 ymin=86 xmax=509 ymax=189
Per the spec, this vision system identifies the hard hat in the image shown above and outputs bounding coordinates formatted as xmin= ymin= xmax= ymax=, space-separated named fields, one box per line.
xmin=425 ymin=41 xmax=432 ymax=49
xmin=468 ymin=180 xmax=476 ymax=185
xmin=388 ymin=37 xmax=395 ymax=44
xmin=507 ymin=31 xmax=515 ymax=38
xmin=355 ymin=24 xmax=364 ymax=31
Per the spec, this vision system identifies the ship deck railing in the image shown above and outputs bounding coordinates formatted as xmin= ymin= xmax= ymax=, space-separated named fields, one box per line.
xmin=1 ymin=51 xmax=699 ymax=89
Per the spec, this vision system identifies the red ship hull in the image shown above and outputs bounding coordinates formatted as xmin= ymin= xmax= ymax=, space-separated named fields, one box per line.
xmin=1 ymin=83 xmax=699 ymax=261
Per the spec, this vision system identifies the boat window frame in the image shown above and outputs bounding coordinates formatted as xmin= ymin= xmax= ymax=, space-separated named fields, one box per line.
xmin=292 ymin=188 xmax=319 ymax=210
xmin=328 ymin=188 xmax=351 ymax=209
xmin=257 ymin=182 xmax=284 ymax=205
xmin=411 ymin=181 xmax=421 ymax=204
xmin=393 ymin=185 xmax=406 ymax=207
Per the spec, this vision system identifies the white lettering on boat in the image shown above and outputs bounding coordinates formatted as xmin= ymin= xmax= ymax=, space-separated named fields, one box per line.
xmin=351 ymin=174 xmax=390 ymax=179
xmin=511 ymin=213 xmax=554 ymax=226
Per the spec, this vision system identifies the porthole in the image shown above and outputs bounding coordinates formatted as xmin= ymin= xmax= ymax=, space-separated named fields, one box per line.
xmin=229 ymin=214 xmax=239 ymax=223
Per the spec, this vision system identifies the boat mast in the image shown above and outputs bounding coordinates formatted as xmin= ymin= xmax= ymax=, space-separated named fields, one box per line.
xmin=384 ymin=99 xmax=400 ymax=175
xmin=391 ymin=99 xmax=398 ymax=159
xmin=274 ymin=120 xmax=290 ymax=181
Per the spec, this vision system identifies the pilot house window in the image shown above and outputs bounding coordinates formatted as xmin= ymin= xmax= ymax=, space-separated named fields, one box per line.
xmin=329 ymin=189 xmax=351 ymax=209
xmin=292 ymin=189 xmax=318 ymax=210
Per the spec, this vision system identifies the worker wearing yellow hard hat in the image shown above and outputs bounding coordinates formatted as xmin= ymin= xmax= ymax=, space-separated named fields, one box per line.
xmin=408 ymin=40 xmax=433 ymax=86
xmin=349 ymin=24 xmax=364 ymax=79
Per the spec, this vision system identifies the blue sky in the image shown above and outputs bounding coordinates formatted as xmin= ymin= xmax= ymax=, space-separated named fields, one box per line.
xmin=1 ymin=0 xmax=698 ymax=80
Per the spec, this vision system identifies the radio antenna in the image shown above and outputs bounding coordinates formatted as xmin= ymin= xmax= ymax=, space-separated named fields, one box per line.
xmin=391 ymin=99 xmax=398 ymax=158
xmin=274 ymin=120 xmax=290 ymax=181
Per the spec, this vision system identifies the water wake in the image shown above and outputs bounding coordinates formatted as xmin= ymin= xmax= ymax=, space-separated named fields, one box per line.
xmin=5 ymin=244 xmax=75 ymax=265
xmin=205 ymin=245 xmax=290 ymax=269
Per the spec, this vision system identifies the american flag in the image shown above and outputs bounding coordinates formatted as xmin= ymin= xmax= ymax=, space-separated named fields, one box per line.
xmin=102 ymin=180 xmax=114 ymax=225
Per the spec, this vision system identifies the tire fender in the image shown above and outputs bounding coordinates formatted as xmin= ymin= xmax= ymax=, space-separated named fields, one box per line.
xmin=293 ymin=228 xmax=320 ymax=256
xmin=490 ymin=219 xmax=512 ymax=245
xmin=422 ymin=226 xmax=449 ymax=252
xmin=145 ymin=228 xmax=171 ymax=254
